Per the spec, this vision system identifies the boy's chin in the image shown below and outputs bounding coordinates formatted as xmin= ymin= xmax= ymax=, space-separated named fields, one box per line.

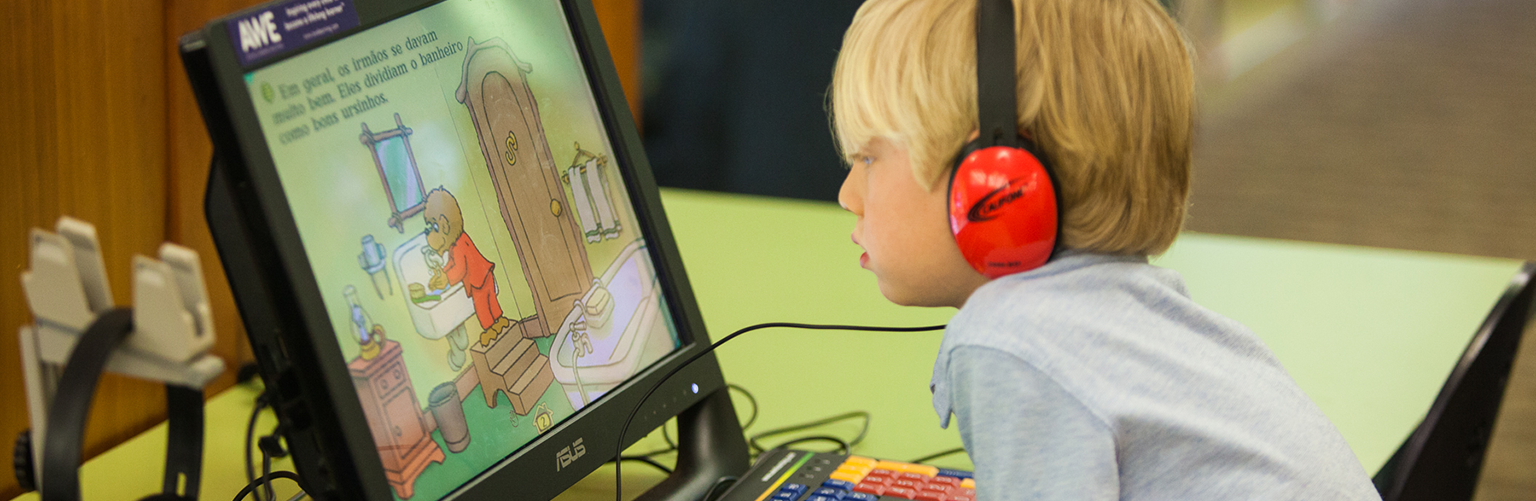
xmin=876 ymin=279 xmax=951 ymax=308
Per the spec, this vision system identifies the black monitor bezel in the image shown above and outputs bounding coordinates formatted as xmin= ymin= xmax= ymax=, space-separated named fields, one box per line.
xmin=181 ymin=0 xmax=732 ymax=499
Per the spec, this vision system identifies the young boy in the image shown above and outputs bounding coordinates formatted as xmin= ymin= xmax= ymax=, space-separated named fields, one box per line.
xmin=830 ymin=0 xmax=1382 ymax=499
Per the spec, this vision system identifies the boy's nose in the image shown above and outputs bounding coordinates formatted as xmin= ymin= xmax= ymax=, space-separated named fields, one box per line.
xmin=838 ymin=168 xmax=863 ymax=215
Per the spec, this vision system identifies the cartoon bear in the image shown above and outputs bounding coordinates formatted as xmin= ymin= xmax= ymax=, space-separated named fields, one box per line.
xmin=425 ymin=188 xmax=512 ymax=347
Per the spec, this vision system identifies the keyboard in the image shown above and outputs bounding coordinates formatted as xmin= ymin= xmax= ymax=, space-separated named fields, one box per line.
xmin=715 ymin=449 xmax=976 ymax=501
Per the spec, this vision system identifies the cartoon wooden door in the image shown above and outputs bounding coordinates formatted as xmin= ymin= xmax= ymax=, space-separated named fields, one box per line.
xmin=456 ymin=37 xmax=593 ymax=335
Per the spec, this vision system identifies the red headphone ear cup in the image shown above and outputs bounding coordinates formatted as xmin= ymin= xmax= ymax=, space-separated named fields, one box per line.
xmin=949 ymin=145 xmax=1058 ymax=278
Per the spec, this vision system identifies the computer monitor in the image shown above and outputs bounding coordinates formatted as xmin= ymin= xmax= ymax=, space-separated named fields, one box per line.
xmin=179 ymin=0 xmax=749 ymax=499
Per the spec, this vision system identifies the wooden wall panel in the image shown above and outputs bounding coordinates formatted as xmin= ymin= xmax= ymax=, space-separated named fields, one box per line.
xmin=1 ymin=0 xmax=171 ymax=498
xmin=592 ymin=0 xmax=642 ymax=122
xmin=2 ymin=0 xmax=639 ymax=498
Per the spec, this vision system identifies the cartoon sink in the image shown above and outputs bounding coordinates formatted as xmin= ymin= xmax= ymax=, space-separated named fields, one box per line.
xmin=550 ymin=241 xmax=674 ymax=408
xmin=395 ymin=232 xmax=477 ymax=370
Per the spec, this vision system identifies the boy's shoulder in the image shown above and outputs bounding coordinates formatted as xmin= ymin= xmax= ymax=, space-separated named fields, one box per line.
xmin=943 ymin=251 xmax=1192 ymax=353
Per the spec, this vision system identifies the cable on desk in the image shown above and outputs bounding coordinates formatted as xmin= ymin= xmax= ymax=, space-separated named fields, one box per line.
xmin=244 ymin=391 xmax=270 ymax=501
xmin=614 ymin=322 xmax=946 ymax=501
xmin=910 ymin=447 xmax=968 ymax=465
xmin=231 ymin=471 xmax=304 ymax=501
xmin=748 ymin=411 xmax=870 ymax=456
xmin=609 ymin=455 xmax=674 ymax=475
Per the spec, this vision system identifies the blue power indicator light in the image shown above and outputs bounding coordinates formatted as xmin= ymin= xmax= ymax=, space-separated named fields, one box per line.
xmin=691 ymin=383 xmax=699 ymax=394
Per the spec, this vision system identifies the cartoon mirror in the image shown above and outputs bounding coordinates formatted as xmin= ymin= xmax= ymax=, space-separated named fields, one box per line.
xmin=360 ymin=112 xmax=427 ymax=232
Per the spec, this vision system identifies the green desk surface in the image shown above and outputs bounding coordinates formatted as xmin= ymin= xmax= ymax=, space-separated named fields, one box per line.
xmin=17 ymin=189 xmax=1524 ymax=500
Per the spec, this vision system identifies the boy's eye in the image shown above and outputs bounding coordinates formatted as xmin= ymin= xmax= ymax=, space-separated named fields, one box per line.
xmin=861 ymin=156 xmax=874 ymax=166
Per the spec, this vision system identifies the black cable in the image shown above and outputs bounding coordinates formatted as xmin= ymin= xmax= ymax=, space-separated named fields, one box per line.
xmin=910 ymin=447 xmax=968 ymax=465
xmin=261 ymin=451 xmax=274 ymax=501
xmin=748 ymin=411 xmax=870 ymax=455
xmin=638 ymin=381 xmax=758 ymax=461
xmin=766 ymin=435 xmax=852 ymax=455
xmin=728 ymin=384 xmax=759 ymax=431
xmin=614 ymin=322 xmax=945 ymax=501
xmin=244 ymin=394 xmax=265 ymax=501
xmin=231 ymin=471 xmax=303 ymax=501
xmin=611 ymin=455 xmax=674 ymax=474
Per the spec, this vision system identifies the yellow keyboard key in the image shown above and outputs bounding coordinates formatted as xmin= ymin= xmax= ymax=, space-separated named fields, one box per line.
xmin=829 ymin=470 xmax=864 ymax=483
xmin=961 ymin=478 xmax=976 ymax=489
xmin=836 ymin=464 xmax=873 ymax=476
xmin=844 ymin=456 xmax=879 ymax=469
xmin=875 ymin=461 xmax=939 ymax=477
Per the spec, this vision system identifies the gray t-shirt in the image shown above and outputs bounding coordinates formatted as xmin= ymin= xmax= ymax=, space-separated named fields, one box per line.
xmin=930 ymin=252 xmax=1382 ymax=500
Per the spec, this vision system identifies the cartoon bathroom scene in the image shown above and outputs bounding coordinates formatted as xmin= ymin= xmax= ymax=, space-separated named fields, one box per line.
xmin=394 ymin=231 xmax=478 ymax=370
xmin=548 ymin=240 xmax=674 ymax=408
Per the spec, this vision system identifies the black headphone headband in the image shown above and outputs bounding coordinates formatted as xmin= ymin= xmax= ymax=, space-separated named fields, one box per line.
xmin=976 ymin=0 xmax=1020 ymax=149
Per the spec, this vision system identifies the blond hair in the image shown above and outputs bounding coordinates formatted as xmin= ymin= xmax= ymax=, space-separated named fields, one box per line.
xmin=831 ymin=0 xmax=1194 ymax=255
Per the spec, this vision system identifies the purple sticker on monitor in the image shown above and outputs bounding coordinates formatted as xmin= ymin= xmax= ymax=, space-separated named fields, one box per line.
xmin=227 ymin=0 xmax=360 ymax=67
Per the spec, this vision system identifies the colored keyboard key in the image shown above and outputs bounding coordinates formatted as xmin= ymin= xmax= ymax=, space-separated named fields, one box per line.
xmin=937 ymin=469 xmax=973 ymax=479
xmin=852 ymin=483 xmax=886 ymax=496
xmin=891 ymin=479 xmax=922 ymax=489
xmin=828 ymin=470 xmax=863 ymax=484
xmin=884 ymin=486 xmax=919 ymax=500
xmin=925 ymin=476 xmax=961 ymax=488
xmin=772 ymin=491 xmax=798 ymax=501
xmin=806 ymin=496 xmax=838 ymax=501
xmin=782 ymin=484 xmax=808 ymax=494
xmin=859 ymin=474 xmax=891 ymax=486
xmin=845 ymin=493 xmax=878 ymax=501
xmin=914 ymin=490 xmax=949 ymax=501
xmin=844 ymin=456 xmax=879 ymax=469
xmin=960 ymin=479 xmax=975 ymax=489
xmin=812 ymin=488 xmax=845 ymax=500
xmin=822 ymin=479 xmax=855 ymax=491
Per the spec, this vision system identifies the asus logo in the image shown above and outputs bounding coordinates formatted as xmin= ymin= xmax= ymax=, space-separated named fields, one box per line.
xmin=556 ymin=438 xmax=586 ymax=471
xmin=237 ymin=11 xmax=282 ymax=52
xmin=967 ymin=178 xmax=1031 ymax=223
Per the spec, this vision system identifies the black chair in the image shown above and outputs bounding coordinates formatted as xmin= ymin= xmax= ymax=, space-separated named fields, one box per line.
xmin=1373 ymin=261 xmax=1536 ymax=501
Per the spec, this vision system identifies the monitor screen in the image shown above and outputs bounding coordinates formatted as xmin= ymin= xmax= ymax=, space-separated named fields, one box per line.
xmin=237 ymin=0 xmax=682 ymax=497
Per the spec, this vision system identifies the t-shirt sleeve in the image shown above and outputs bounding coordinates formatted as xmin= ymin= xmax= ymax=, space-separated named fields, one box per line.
xmin=947 ymin=345 xmax=1119 ymax=501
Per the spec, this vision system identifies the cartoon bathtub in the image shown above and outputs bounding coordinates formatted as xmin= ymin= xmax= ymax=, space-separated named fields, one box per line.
xmin=549 ymin=241 xmax=675 ymax=408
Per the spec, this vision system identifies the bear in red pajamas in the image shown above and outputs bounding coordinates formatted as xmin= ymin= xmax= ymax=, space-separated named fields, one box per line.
xmin=426 ymin=188 xmax=511 ymax=346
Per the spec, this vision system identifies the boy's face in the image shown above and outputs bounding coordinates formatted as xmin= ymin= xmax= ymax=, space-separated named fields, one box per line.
xmin=840 ymin=138 xmax=988 ymax=308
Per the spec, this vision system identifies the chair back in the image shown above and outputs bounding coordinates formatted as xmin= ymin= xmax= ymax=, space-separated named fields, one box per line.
xmin=1373 ymin=262 xmax=1536 ymax=501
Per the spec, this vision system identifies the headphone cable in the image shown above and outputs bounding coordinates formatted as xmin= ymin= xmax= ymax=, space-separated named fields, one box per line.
xmin=614 ymin=322 xmax=946 ymax=501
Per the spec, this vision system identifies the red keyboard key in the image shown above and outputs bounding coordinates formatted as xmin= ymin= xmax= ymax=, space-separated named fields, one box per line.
xmin=861 ymin=474 xmax=892 ymax=485
xmin=891 ymin=479 xmax=922 ymax=489
xmin=915 ymin=490 xmax=949 ymax=501
xmin=926 ymin=476 xmax=961 ymax=488
xmin=853 ymin=482 xmax=886 ymax=496
xmin=947 ymin=487 xmax=975 ymax=500
xmin=885 ymin=487 xmax=919 ymax=500
xmin=896 ymin=472 xmax=928 ymax=482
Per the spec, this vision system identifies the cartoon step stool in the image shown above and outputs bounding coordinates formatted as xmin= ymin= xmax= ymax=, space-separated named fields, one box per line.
xmin=469 ymin=331 xmax=554 ymax=414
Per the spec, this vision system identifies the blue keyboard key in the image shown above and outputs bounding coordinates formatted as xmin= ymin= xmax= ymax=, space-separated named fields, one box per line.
xmin=806 ymin=496 xmax=838 ymax=501
xmin=812 ymin=487 xmax=846 ymax=499
xmin=821 ymin=479 xmax=856 ymax=491
xmin=938 ymin=468 xmax=973 ymax=479
xmin=782 ymin=483 xmax=808 ymax=494
xmin=772 ymin=491 xmax=799 ymax=501
xmin=846 ymin=493 xmax=879 ymax=501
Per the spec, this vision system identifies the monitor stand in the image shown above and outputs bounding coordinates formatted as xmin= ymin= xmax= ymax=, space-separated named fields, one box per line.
xmin=638 ymin=387 xmax=751 ymax=501
xmin=204 ymin=156 xmax=749 ymax=501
